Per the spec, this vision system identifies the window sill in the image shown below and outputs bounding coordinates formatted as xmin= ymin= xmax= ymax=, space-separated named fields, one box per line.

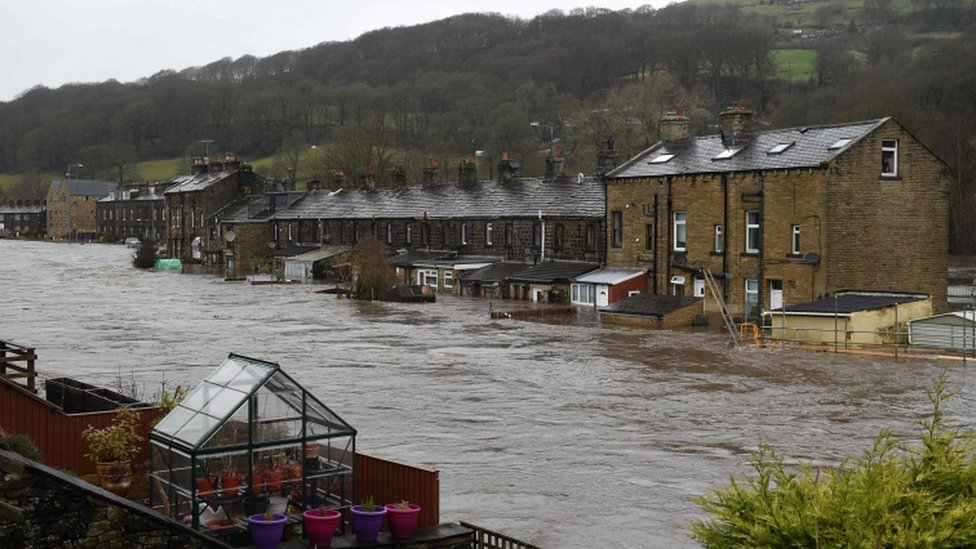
xmin=786 ymin=253 xmax=803 ymax=259
xmin=880 ymin=175 xmax=901 ymax=181
xmin=740 ymin=252 xmax=759 ymax=258
xmin=710 ymin=251 xmax=723 ymax=256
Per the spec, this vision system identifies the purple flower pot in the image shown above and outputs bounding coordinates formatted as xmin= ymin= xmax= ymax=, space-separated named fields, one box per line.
xmin=248 ymin=513 xmax=287 ymax=549
xmin=385 ymin=503 xmax=421 ymax=540
xmin=303 ymin=508 xmax=341 ymax=548
xmin=350 ymin=504 xmax=387 ymax=542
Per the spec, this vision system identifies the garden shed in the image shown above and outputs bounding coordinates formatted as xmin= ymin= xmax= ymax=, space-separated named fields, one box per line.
xmin=908 ymin=310 xmax=976 ymax=352
xmin=148 ymin=353 xmax=356 ymax=541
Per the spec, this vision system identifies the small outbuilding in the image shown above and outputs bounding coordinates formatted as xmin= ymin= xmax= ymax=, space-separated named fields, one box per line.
xmin=908 ymin=310 xmax=976 ymax=352
xmin=598 ymin=295 xmax=702 ymax=328
xmin=571 ymin=267 xmax=649 ymax=307
xmin=765 ymin=291 xmax=931 ymax=346
xmin=149 ymin=353 xmax=356 ymax=537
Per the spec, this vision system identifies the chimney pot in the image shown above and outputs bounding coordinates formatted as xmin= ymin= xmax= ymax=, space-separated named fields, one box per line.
xmin=659 ymin=111 xmax=691 ymax=142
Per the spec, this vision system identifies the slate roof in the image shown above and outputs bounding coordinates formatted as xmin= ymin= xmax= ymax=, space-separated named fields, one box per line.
xmin=506 ymin=261 xmax=600 ymax=283
xmin=163 ymin=170 xmax=236 ymax=194
xmin=0 ymin=202 xmax=44 ymax=214
xmin=601 ymin=295 xmax=701 ymax=317
xmin=574 ymin=267 xmax=647 ymax=285
xmin=213 ymin=194 xmax=269 ymax=223
xmin=51 ymin=179 xmax=116 ymax=197
xmin=607 ymin=118 xmax=888 ymax=179
xmin=771 ymin=292 xmax=929 ymax=315
xmin=458 ymin=262 xmax=533 ymax=284
xmin=389 ymin=249 xmax=456 ymax=268
xmin=278 ymin=176 xmax=605 ymax=220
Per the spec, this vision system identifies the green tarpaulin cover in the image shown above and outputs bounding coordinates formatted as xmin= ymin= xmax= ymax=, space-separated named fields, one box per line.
xmin=154 ymin=258 xmax=183 ymax=273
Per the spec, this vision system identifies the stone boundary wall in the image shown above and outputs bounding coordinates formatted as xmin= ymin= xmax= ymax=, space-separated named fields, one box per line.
xmin=0 ymin=449 xmax=229 ymax=548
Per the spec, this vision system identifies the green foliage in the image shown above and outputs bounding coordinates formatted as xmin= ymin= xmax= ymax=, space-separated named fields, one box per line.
xmin=361 ymin=495 xmax=376 ymax=512
xmin=132 ymin=240 xmax=157 ymax=269
xmin=81 ymin=405 xmax=142 ymax=464
xmin=691 ymin=375 xmax=976 ymax=547
xmin=0 ymin=428 xmax=42 ymax=460
xmin=349 ymin=236 xmax=395 ymax=300
xmin=771 ymin=49 xmax=817 ymax=82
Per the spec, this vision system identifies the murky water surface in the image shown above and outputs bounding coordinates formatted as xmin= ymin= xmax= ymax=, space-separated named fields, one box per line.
xmin=3 ymin=239 xmax=975 ymax=548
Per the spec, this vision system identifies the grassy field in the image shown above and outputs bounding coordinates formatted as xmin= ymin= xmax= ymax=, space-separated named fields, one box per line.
xmin=772 ymin=49 xmax=816 ymax=82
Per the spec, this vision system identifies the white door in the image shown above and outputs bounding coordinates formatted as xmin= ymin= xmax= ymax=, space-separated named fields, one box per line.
xmin=693 ymin=277 xmax=705 ymax=297
xmin=597 ymin=285 xmax=609 ymax=307
xmin=769 ymin=280 xmax=783 ymax=310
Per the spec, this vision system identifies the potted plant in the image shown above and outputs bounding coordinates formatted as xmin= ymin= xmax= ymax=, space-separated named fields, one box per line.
xmin=350 ymin=495 xmax=387 ymax=542
xmin=385 ymin=499 xmax=421 ymax=540
xmin=248 ymin=510 xmax=287 ymax=549
xmin=303 ymin=505 xmax=342 ymax=548
xmin=81 ymin=405 xmax=142 ymax=496
xmin=219 ymin=454 xmax=241 ymax=497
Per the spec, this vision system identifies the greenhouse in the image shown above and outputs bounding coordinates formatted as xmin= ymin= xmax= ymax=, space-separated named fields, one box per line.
xmin=148 ymin=353 xmax=356 ymax=542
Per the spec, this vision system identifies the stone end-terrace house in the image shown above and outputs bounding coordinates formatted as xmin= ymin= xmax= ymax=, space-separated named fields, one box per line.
xmin=46 ymin=179 xmax=117 ymax=240
xmin=163 ymin=154 xmax=262 ymax=261
xmin=605 ymin=108 xmax=950 ymax=324
xmin=218 ymin=175 xmax=608 ymax=287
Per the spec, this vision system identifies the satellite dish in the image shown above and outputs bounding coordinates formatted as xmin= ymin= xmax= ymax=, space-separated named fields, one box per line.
xmin=224 ymin=230 xmax=236 ymax=242
xmin=804 ymin=252 xmax=821 ymax=265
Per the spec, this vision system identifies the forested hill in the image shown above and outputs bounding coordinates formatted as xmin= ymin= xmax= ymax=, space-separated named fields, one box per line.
xmin=2 ymin=2 xmax=975 ymax=250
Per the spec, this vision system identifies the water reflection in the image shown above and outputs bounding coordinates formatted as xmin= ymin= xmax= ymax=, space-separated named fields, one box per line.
xmin=1 ymin=239 xmax=973 ymax=548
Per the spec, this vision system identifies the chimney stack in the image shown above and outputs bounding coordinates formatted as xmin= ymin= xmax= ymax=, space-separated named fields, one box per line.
xmin=596 ymin=137 xmax=618 ymax=175
xmin=458 ymin=153 xmax=477 ymax=185
xmin=719 ymin=104 xmax=753 ymax=145
xmin=391 ymin=165 xmax=407 ymax=189
xmin=659 ymin=110 xmax=691 ymax=142
xmin=191 ymin=156 xmax=208 ymax=175
xmin=545 ymin=145 xmax=565 ymax=180
xmin=497 ymin=152 xmax=520 ymax=183
xmin=331 ymin=170 xmax=346 ymax=191
xmin=422 ymin=157 xmax=439 ymax=187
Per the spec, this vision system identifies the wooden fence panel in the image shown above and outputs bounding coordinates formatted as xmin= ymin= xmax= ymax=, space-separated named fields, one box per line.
xmin=355 ymin=452 xmax=440 ymax=528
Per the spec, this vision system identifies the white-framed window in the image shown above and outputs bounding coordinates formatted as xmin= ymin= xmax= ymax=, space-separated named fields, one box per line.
xmin=670 ymin=274 xmax=685 ymax=295
xmin=288 ymin=224 xmax=293 ymax=241
xmin=485 ymin=222 xmax=493 ymax=246
xmin=627 ymin=290 xmax=641 ymax=297
xmin=745 ymin=210 xmax=760 ymax=253
xmin=406 ymin=224 xmax=412 ymax=245
xmin=791 ymin=225 xmax=801 ymax=255
xmin=881 ymin=139 xmax=898 ymax=177
xmin=745 ymin=278 xmax=759 ymax=322
xmin=713 ymin=224 xmax=723 ymax=253
xmin=386 ymin=223 xmax=393 ymax=244
xmin=418 ymin=269 xmax=438 ymax=287
xmin=571 ymin=283 xmax=596 ymax=305
xmin=673 ymin=212 xmax=687 ymax=251
xmin=460 ymin=222 xmax=468 ymax=245
xmin=443 ymin=270 xmax=454 ymax=288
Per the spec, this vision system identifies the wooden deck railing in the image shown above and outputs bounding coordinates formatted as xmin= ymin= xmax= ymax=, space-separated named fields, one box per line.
xmin=460 ymin=521 xmax=542 ymax=549
xmin=0 ymin=340 xmax=37 ymax=392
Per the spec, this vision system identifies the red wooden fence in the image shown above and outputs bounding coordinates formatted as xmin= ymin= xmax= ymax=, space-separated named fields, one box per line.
xmin=356 ymin=452 xmax=440 ymax=528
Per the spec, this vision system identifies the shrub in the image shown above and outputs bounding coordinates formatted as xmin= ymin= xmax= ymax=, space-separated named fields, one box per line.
xmin=690 ymin=374 xmax=976 ymax=547
xmin=81 ymin=406 xmax=142 ymax=463
xmin=132 ymin=240 xmax=157 ymax=269
xmin=0 ymin=428 xmax=42 ymax=460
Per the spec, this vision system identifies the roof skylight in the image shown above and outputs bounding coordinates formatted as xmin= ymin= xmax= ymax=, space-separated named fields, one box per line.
xmin=768 ymin=142 xmax=795 ymax=155
xmin=828 ymin=138 xmax=853 ymax=150
xmin=649 ymin=153 xmax=675 ymax=164
xmin=712 ymin=148 xmax=742 ymax=160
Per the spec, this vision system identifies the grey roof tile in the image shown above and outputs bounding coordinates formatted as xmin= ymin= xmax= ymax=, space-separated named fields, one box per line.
xmin=773 ymin=292 xmax=928 ymax=314
xmin=601 ymin=295 xmax=701 ymax=317
xmin=608 ymin=118 xmax=888 ymax=178
xmin=506 ymin=261 xmax=600 ymax=283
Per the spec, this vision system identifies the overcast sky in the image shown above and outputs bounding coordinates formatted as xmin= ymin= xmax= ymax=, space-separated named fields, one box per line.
xmin=0 ymin=1 xmax=661 ymax=103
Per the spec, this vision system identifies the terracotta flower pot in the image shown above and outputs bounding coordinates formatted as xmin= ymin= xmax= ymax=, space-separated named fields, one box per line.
xmin=303 ymin=508 xmax=341 ymax=548
xmin=220 ymin=474 xmax=241 ymax=496
xmin=96 ymin=460 xmax=132 ymax=496
xmin=385 ymin=502 xmax=421 ymax=540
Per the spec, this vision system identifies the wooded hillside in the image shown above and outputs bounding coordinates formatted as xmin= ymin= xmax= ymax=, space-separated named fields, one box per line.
xmin=1 ymin=2 xmax=974 ymax=250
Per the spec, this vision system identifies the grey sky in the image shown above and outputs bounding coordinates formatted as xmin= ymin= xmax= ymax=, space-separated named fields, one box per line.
xmin=0 ymin=1 xmax=657 ymax=102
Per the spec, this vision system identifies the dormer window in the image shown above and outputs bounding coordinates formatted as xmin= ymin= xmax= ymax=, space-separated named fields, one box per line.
xmin=881 ymin=139 xmax=898 ymax=177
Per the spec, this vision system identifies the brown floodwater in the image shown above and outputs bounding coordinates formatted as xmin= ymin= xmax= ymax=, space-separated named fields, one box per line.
xmin=2 ymin=239 xmax=974 ymax=548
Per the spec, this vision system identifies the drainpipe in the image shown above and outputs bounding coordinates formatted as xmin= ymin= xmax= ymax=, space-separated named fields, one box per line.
xmin=666 ymin=176 xmax=673 ymax=295
xmin=722 ymin=173 xmax=729 ymax=301
xmin=653 ymin=193 xmax=659 ymax=295
xmin=758 ymin=171 xmax=765 ymax=325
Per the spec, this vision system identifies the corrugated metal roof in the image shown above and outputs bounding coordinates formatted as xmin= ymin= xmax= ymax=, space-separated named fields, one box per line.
xmin=285 ymin=246 xmax=352 ymax=263
xmin=607 ymin=118 xmax=888 ymax=179
xmin=909 ymin=311 xmax=976 ymax=325
xmin=280 ymin=176 xmax=605 ymax=220
xmin=575 ymin=267 xmax=647 ymax=285
xmin=771 ymin=292 xmax=928 ymax=315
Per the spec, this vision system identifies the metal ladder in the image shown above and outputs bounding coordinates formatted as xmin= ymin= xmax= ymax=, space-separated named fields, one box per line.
xmin=703 ymin=269 xmax=742 ymax=348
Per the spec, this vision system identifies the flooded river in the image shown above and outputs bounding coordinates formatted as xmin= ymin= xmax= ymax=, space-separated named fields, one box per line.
xmin=2 ymin=239 xmax=975 ymax=548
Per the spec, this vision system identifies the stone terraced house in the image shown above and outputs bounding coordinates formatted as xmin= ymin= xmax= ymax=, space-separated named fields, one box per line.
xmin=604 ymin=107 xmax=950 ymax=323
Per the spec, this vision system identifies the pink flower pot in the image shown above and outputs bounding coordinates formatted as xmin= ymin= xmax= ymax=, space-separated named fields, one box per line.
xmin=303 ymin=508 xmax=341 ymax=548
xmin=385 ymin=503 xmax=421 ymax=540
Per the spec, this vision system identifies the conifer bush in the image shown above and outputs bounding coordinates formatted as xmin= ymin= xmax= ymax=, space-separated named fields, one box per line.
xmin=691 ymin=375 xmax=976 ymax=547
